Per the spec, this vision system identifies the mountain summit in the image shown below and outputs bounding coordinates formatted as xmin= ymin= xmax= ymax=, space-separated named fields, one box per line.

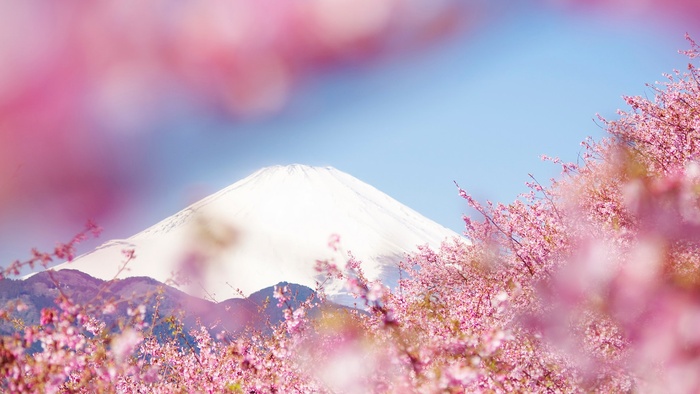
xmin=50 ymin=165 xmax=462 ymax=303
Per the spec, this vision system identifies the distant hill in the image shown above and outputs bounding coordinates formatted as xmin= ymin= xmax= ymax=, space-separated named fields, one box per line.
xmin=0 ymin=269 xmax=317 ymax=341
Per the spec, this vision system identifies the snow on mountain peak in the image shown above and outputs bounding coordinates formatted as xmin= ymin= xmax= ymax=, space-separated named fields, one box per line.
xmin=49 ymin=165 xmax=464 ymax=304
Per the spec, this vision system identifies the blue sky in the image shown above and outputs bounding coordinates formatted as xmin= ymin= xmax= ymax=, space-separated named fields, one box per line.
xmin=2 ymin=7 xmax=696 ymax=267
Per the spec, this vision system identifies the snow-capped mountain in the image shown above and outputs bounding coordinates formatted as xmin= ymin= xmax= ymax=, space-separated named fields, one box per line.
xmin=48 ymin=165 xmax=463 ymax=303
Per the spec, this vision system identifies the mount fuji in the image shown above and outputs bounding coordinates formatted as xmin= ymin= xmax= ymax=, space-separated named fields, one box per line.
xmin=47 ymin=165 xmax=463 ymax=304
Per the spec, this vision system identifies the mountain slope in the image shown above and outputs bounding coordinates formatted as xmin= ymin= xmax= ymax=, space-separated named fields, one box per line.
xmin=0 ymin=269 xmax=314 ymax=339
xmin=49 ymin=165 xmax=463 ymax=303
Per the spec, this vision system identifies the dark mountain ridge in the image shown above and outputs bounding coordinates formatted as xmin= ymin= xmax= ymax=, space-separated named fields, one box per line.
xmin=0 ymin=269 xmax=318 ymax=340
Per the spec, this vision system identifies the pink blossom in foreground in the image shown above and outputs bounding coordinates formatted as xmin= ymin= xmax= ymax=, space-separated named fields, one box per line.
xmin=0 ymin=0 xmax=467 ymax=224
xmin=542 ymin=0 xmax=700 ymax=21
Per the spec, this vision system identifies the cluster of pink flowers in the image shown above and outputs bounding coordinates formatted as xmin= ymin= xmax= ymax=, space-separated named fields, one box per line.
xmin=3 ymin=36 xmax=700 ymax=393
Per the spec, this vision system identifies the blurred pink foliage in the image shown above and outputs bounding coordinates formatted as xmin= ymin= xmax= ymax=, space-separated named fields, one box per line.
xmin=544 ymin=0 xmax=700 ymax=20
xmin=0 ymin=0 xmax=465 ymax=222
